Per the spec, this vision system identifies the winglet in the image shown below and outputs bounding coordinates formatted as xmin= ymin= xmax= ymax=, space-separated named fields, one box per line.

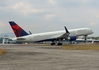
xmin=29 ymin=31 xmax=32 ymax=34
xmin=64 ymin=26 xmax=69 ymax=33
xmin=9 ymin=21 xmax=29 ymax=37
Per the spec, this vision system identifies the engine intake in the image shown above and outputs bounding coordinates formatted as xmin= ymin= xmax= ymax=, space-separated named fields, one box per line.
xmin=68 ymin=36 xmax=77 ymax=41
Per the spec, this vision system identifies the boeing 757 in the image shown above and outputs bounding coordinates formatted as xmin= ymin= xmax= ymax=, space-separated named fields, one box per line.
xmin=9 ymin=21 xmax=93 ymax=45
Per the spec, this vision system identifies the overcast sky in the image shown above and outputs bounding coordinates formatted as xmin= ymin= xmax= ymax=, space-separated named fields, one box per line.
xmin=0 ymin=0 xmax=99 ymax=36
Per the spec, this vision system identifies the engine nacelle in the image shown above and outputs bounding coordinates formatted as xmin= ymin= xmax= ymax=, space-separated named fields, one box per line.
xmin=68 ymin=36 xmax=77 ymax=41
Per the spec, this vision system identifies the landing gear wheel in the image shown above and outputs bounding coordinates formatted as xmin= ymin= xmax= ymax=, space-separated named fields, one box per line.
xmin=85 ymin=35 xmax=87 ymax=43
xmin=51 ymin=43 xmax=55 ymax=45
xmin=57 ymin=43 xmax=62 ymax=46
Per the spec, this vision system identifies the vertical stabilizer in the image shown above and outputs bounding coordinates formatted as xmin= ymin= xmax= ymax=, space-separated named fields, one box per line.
xmin=9 ymin=21 xmax=29 ymax=37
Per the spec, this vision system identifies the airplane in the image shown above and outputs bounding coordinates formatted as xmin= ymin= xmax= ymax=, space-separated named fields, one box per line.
xmin=9 ymin=21 xmax=93 ymax=45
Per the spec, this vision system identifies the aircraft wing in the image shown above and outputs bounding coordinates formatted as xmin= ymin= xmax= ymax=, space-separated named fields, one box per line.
xmin=57 ymin=33 xmax=69 ymax=39
xmin=57 ymin=26 xmax=70 ymax=39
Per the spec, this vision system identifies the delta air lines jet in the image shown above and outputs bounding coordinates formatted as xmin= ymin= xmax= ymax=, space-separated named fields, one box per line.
xmin=9 ymin=21 xmax=93 ymax=45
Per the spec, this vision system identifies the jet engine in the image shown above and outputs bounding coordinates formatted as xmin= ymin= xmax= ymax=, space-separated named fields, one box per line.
xmin=68 ymin=36 xmax=77 ymax=41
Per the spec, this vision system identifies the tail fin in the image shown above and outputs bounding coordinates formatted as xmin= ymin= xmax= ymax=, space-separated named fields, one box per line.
xmin=9 ymin=21 xmax=29 ymax=37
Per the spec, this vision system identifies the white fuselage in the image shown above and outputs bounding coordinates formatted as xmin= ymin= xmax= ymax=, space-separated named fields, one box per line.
xmin=12 ymin=28 xmax=93 ymax=42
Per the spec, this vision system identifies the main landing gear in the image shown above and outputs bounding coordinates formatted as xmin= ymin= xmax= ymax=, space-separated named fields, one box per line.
xmin=84 ymin=35 xmax=87 ymax=43
xmin=51 ymin=39 xmax=63 ymax=46
xmin=51 ymin=43 xmax=55 ymax=45
xmin=57 ymin=43 xmax=62 ymax=46
xmin=50 ymin=26 xmax=69 ymax=46
xmin=51 ymin=42 xmax=62 ymax=46
xmin=57 ymin=39 xmax=62 ymax=46
xmin=51 ymin=40 xmax=56 ymax=45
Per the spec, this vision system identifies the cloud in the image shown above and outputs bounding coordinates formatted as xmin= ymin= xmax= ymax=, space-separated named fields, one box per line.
xmin=0 ymin=0 xmax=99 ymax=36
xmin=0 ymin=21 xmax=7 ymax=33
xmin=44 ymin=14 xmax=56 ymax=20
xmin=62 ymin=18 xmax=79 ymax=22
xmin=90 ymin=22 xmax=97 ymax=26
xmin=9 ymin=2 xmax=45 ymax=15
xmin=0 ymin=21 xmax=6 ymax=27
xmin=47 ymin=0 xmax=57 ymax=5
xmin=96 ymin=14 xmax=99 ymax=18
xmin=81 ymin=0 xmax=93 ymax=3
